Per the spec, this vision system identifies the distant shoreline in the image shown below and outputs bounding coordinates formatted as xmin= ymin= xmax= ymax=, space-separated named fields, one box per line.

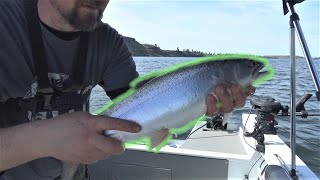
xmin=262 ymin=55 xmax=319 ymax=60
xmin=124 ymin=36 xmax=320 ymax=60
xmin=132 ymin=55 xmax=320 ymax=60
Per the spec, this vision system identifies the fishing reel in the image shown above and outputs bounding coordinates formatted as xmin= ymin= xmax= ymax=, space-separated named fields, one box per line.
xmin=245 ymin=96 xmax=284 ymax=153
xmin=250 ymin=96 xmax=284 ymax=134
xmin=205 ymin=114 xmax=226 ymax=131
xmin=244 ymin=94 xmax=319 ymax=153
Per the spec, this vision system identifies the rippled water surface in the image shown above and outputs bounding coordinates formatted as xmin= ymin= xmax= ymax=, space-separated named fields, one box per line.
xmin=90 ymin=57 xmax=320 ymax=177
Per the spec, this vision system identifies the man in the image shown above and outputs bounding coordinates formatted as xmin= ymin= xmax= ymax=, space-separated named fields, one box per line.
xmin=0 ymin=0 xmax=255 ymax=179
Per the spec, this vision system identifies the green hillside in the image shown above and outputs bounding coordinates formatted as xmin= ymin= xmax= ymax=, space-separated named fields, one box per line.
xmin=124 ymin=36 xmax=212 ymax=57
xmin=123 ymin=36 xmax=320 ymax=60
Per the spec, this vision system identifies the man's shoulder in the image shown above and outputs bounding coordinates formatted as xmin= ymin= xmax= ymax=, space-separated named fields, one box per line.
xmin=0 ymin=0 xmax=26 ymax=28
xmin=95 ymin=22 xmax=114 ymax=31
xmin=0 ymin=0 xmax=25 ymax=15
xmin=0 ymin=0 xmax=15 ymax=6
xmin=89 ymin=22 xmax=127 ymax=50
xmin=91 ymin=22 xmax=122 ymax=38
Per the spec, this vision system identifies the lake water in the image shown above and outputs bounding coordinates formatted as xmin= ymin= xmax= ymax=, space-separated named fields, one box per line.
xmin=89 ymin=57 xmax=320 ymax=177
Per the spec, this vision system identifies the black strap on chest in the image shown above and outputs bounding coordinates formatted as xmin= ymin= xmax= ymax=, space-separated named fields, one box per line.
xmin=23 ymin=0 xmax=89 ymax=88
xmin=0 ymin=0 xmax=91 ymax=113
xmin=24 ymin=0 xmax=49 ymax=89
xmin=1 ymin=92 xmax=90 ymax=113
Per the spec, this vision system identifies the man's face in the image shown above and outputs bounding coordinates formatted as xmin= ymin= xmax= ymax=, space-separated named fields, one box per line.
xmin=50 ymin=0 xmax=110 ymax=31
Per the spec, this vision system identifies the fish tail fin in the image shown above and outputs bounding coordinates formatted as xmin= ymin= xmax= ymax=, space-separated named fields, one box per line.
xmin=149 ymin=129 xmax=171 ymax=152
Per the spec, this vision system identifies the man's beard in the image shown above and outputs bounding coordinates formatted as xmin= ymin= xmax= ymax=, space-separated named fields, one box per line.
xmin=52 ymin=0 xmax=106 ymax=31
xmin=66 ymin=7 xmax=104 ymax=31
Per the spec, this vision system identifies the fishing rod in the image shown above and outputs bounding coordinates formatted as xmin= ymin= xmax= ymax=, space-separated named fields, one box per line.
xmin=282 ymin=0 xmax=320 ymax=178
xmin=282 ymin=0 xmax=320 ymax=101
xmin=272 ymin=93 xmax=320 ymax=118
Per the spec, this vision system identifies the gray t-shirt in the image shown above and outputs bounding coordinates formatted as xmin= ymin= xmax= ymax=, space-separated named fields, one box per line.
xmin=0 ymin=0 xmax=138 ymax=179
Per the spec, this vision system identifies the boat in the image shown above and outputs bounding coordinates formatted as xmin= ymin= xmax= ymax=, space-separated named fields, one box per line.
xmin=88 ymin=111 xmax=319 ymax=180
xmin=87 ymin=1 xmax=319 ymax=179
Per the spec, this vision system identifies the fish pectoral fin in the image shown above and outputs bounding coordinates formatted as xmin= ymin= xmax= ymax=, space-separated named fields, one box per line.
xmin=150 ymin=128 xmax=170 ymax=149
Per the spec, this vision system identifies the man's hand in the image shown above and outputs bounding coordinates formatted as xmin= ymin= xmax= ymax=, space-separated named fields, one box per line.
xmin=38 ymin=112 xmax=141 ymax=164
xmin=206 ymin=85 xmax=256 ymax=116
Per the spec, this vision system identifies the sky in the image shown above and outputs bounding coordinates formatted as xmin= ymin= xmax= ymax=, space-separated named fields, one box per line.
xmin=102 ymin=0 xmax=320 ymax=57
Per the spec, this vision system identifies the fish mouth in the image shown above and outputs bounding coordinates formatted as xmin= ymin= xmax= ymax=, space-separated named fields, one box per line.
xmin=252 ymin=63 xmax=268 ymax=80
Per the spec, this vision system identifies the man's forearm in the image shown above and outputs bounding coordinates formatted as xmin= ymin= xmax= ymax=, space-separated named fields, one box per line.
xmin=0 ymin=121 xmax=47 ymax=171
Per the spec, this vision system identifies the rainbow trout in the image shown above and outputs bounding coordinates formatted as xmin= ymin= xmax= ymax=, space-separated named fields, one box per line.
xmin=103 ymin=55 xmax=270 ymax=147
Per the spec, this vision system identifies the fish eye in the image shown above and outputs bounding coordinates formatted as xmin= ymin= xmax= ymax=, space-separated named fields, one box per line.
xmin=249 ymin=61 xmax=257 ymax=67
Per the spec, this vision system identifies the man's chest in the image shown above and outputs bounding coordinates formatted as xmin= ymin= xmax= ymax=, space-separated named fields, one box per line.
xmin=0 ymin=37 xmax=104 ymax=102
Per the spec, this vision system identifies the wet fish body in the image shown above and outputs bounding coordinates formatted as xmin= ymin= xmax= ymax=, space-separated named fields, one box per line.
xmin=103 ymin=57 xmax=267 ymax=144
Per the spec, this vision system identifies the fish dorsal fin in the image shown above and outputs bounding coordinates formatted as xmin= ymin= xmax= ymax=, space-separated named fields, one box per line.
xmin=130 ymin=54 xmax=273 ymax=89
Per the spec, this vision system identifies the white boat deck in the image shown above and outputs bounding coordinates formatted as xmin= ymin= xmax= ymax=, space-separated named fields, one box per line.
xmin=88 ymin=114 xmax=319 ymax=180
xmin=180 ymin=129 xmax=247 ymax=155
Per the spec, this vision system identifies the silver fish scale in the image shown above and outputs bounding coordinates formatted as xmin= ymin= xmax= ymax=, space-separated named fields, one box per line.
xmin=104 ymin=60 xmax=261 ymax=142
xmin=106 ymin=63 xmax=211 ymax=115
